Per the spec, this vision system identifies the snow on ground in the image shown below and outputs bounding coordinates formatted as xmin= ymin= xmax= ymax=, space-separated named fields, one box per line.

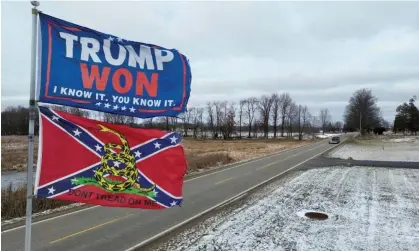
xmin=382 ymin=136 xmax=419 ymax=144
xmin=156 ymin=167 xmax=419 ymax=251
xmin=315 ymin=133 xmax=341 ymax=139
xmin=329 ymin=136 xmax=419 ymax=162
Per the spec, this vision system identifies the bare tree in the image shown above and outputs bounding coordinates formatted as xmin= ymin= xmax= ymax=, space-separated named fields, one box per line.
xmin=271 ymin=93 xmax=281 ymax=138
xmin=102 ymin=112 xmax=135 ymax=126
xmin=297 ymin=105 xmax=311 ymax=140
xmin=286 ymin=102 xmax=298 ymax=138
xmin=193 ymin=107 xmax=204 ymax=138
xmin=143 ymin=118 xmax=154 ymax=128
xmin=164 ymin=117 xmax=170 ymax=130
xmin=258 ymin=95 xmax=274 ymax=138
xmin=51 ymin=105 xmax=90 ymax=118
xmin=244 ymin=97 xmax=258 ymax=138
xmin=180 ymin=108 xmax=194 ymax=137
xmin=169 ymin=117 xmax=178 ymax=131
xmin=214 ymin=101 xmax=225 ymax=137
xmin=319 ymin=108 xmax=331 ymax=135
xmin=207 ymin=102 xmax=217 ymax=139
xmin=238 ymin=99 xmax=246 ymax=138
xmin=279 ymin=93 xmax=292 ymax=137
xmin=220 ymin=102 xmax=236 ymax=139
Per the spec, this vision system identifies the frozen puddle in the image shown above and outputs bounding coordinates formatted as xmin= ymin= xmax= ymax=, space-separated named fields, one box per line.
xmin=157 ymin=166 xmax=419 ymax=251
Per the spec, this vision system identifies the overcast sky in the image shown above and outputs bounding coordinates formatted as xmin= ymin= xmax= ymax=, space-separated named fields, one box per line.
xmin=2 ymin=0 xmax=419 ymax=122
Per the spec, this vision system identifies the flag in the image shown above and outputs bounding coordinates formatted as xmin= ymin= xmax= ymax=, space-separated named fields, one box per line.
xmin=34 ymin=106 xmax=187 ymax=209
xmin=37 ymin=13 xmax=192 ymax=118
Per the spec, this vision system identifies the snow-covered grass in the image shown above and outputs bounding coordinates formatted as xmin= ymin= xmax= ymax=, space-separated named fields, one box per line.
xmin=156 ymin=167 xmax=419 ymax=251
xmin=315 ymin=133 xmax=342 ymax=139
xmin=329 ymin=136 xmax=419 ymax=162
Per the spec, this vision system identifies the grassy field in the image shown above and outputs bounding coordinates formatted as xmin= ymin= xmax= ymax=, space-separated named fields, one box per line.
xmin=1 ymin=135 xmax=314 ymax=220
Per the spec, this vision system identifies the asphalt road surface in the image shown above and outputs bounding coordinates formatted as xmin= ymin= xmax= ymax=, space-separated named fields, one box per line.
xmin=2 ymin=138 xmax=344 ymax=251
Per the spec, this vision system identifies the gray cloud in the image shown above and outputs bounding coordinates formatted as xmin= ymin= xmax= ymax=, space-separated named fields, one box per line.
xmin=2 ymin=1 xmax=419 ymax=123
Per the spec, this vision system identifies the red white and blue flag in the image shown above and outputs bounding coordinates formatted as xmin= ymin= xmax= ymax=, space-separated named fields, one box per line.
xmin=34 ymin=106 xmax=187 ymax=209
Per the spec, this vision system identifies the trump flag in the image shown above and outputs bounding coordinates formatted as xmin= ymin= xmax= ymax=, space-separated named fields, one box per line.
xmin=36 ymin=13 xmax=192 ymax=118
xmin=34 ymin=106 xmax=187 ymax=209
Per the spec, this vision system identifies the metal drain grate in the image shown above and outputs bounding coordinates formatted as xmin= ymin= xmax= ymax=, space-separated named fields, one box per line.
xmin=304 ymin=212 xmax=329 ymax=220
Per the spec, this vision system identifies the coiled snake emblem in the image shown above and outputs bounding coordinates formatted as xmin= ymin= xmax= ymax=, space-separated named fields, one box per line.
xmin=94 ymin=124 xmax=155 ymax=193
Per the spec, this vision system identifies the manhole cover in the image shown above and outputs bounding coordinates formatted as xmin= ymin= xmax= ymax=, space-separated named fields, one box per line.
xmin=304 ymin=212 xmax=328 ymax=220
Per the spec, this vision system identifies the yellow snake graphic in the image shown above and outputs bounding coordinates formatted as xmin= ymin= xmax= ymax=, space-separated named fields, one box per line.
xmin=94 ymin=124 xmax=155 ymax=193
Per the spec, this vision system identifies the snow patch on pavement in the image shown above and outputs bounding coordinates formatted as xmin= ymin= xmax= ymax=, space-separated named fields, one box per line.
xmin=156 ymin=167 xmax=419 ymax=251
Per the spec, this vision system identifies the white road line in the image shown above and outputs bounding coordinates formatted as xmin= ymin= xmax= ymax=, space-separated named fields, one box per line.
xmin=123 ymin=142 xmax=343 ymax=251
xmin=1 ymin=140 xmax=328 ymax=233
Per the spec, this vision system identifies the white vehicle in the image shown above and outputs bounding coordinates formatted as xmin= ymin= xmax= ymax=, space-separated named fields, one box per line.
xmin=329 ymin=136 xmax=340 ymax=144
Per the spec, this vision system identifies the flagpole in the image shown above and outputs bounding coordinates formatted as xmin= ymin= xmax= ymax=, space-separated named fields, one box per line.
xmin=25 ymin=1 xmax=39 ymax=251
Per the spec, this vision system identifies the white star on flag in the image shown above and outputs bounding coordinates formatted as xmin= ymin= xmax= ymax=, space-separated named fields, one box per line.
xmin=94 ymin=144 xmax=102 ymax=152
xmin=170 ymin=201 xmax=177 ymax=207
xmin=52 ymin=116 xmax=59 ymax=121
xmin=113 ymin=104 xmax=119 ymax=110
xmin=154 ymin=142 xmax=161 ymax=149
xmin=152 ymin=189 xmax=159 ymax=196
xmin=134 ymin=151 xmax=142 ymax=158
xmin=170 ymin=135 xmax=178 ymax=144
xmin=96 ymin=102 xmax=102 ymax=106
xmin=113 ymin=161 xmax=121 ymax=167
xmin=121 ymin=106 xmax=127 ymax=111
xmin=48 ymin=186 xmax=56 ymax=194
xmin=104 ymin=103 xmax=111 ymax=108
xmin=71 ymin=178 xmax=78 ymax=184
xmin=108 ymin=36 xmax=114 ymax=41
xmin=73 ymin=129 xmax=81 ymax=137
xmin=129 ymin=107 xmax=135 ymax=113
xmin=117 ymin=37 xmax=123 ymax=42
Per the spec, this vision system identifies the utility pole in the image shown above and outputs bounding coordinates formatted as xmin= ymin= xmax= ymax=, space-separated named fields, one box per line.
xmin=359 ymin=111 xmax=362 ymax=136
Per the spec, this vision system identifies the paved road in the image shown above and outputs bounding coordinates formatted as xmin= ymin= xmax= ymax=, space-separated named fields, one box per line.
xmin=2 ymin=138 xmax=343 ymax=251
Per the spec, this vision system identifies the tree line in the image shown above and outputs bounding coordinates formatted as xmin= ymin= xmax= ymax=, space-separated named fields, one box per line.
xmin=393 ymin=96 xmax=419 ymax=135
xmin=2 ymin=93 xmax=343 ymax=139
xmin=343 ymin=88 xmax=388 ymax=135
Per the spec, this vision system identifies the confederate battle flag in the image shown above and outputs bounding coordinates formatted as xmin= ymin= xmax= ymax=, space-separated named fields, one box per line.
xmin=34 ymin=106 xmax=187 ymax=209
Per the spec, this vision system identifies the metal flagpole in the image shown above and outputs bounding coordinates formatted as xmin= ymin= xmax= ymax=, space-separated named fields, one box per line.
xmin=25 ymin=1 xmax=40 ymax=251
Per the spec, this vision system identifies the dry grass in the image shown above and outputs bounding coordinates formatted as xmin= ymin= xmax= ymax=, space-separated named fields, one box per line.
xmin=1 ymin=184 xmax=71 ymax=220
xmin=1 ymin=136 xmax=38 ymax=172
xmin=182 ymin=138 xmax=311 ymax=173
